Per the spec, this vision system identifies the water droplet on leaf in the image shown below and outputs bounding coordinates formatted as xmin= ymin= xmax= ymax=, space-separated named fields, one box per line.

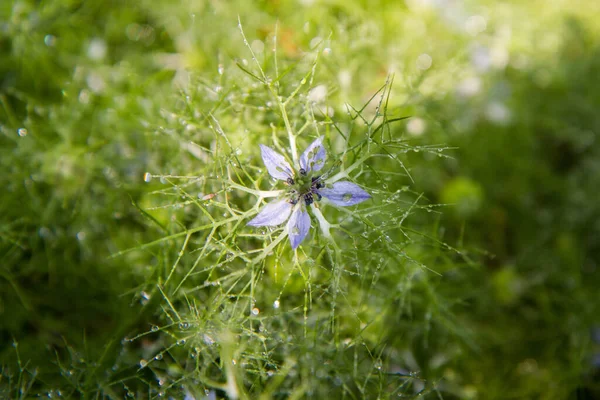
xmin=179 ymin=322 xmax=190 ymax=330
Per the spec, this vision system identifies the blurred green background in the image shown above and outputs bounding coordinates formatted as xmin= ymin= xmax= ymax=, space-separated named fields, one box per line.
xmin=1 ymin=0 xmax=599 ymax=398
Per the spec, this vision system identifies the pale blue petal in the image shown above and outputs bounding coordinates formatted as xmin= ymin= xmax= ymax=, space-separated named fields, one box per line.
xmin=286 ymin=206 xmax=311 ymax=249
xmin=299 ymin=136 xmax=326 ymax=173
xmin=247 ymin=200 xmax=292 ymax=227
xmin=317 ymin=181 xmax=371 ymax=206
xmin=260 ymin=145 xmax=294 ymax=180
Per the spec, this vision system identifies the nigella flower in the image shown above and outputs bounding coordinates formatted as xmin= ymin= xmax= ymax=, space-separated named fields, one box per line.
xmin=247 ymin=137 xmax=371 ymax=249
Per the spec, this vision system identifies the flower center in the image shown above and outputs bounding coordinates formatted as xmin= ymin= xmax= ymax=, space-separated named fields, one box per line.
xmin=287 ymin=174 xmax=324 ymax=206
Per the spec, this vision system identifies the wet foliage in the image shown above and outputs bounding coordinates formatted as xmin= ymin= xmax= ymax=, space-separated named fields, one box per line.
xmin=1 ymin=1 xmax=599 ymax=398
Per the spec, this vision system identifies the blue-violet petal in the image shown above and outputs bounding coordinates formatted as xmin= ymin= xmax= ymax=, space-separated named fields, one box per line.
xmin=260 ymin=145 xmax=294 ymax=180
xmin=247 ymin=200 xmax=293 ymax=227
xmin=287 ymin=206 xmax=311 ymax=249
xmin=317 ymin=181 xmax=371 ymax=206
xmin=299 ymin=136 xmax=327 ymax=173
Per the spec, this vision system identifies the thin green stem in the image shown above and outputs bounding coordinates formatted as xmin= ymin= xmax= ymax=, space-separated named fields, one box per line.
xmin=327 ymin=154 xmax=371 ymax=183
xmin=228 ymin=182 xmax=283 ymax=198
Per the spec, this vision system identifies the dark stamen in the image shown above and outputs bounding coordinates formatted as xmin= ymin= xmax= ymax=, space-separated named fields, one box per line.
xmin=299 ymin=168 xmax=307 ymax=176
xmin=311 ymin=176 xmax=324 ymax=189
xmin=304 ymin=193 xmax=313 ymax=205
xmin=286 ymin=177 xmax=295 ymax=185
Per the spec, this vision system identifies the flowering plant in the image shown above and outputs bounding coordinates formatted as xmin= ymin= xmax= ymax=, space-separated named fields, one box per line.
xmin=247 ymin=137 xmax=371 ymax=249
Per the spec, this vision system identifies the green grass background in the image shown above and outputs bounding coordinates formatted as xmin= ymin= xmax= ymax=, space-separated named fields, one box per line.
xmin=1 ymin=0 xmax=599 ymax=398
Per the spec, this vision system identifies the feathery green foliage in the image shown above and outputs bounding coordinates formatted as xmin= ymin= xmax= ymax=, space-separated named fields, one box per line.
xmin=1 ymin=0 xmax=599 ymax=399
